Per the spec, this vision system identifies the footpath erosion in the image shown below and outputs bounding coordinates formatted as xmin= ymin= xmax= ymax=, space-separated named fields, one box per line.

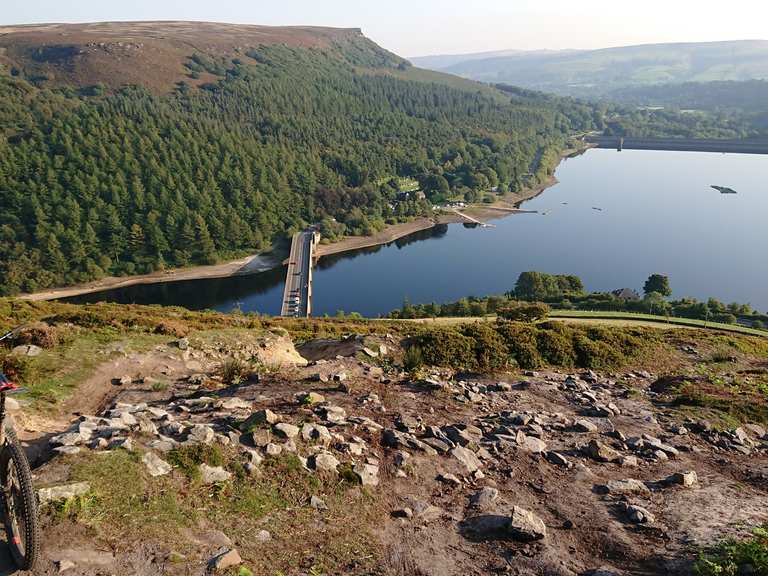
xmin=2 ymin=312 xmax=768 ymax=575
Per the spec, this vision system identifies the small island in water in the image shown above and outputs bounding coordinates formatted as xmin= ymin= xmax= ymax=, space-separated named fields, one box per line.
xmin=712 ymin=185 xmax=738 ymax=194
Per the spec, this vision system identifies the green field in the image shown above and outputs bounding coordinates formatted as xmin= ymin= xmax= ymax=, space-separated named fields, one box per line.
xmin=406 ymin=310 xmax=767 ymax=337
xmin=549 ymin=310 xmax=768 ymax=336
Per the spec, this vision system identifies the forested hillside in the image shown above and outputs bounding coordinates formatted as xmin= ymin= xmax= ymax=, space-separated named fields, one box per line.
xmin=0 ymin=22 xmax=601 ymax=296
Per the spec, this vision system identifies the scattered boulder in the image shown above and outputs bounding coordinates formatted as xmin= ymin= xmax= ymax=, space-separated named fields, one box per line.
xmin=310 ymin=452 xmax=340 ymax=473
xmin=38 ymin=482 xmax=91 ymax=505
xmin=595 ymin=479 xmax=650 ymax=497
xmin=142 ymin=452 xmax=172 ymax=477
xmin=438 ymin=473 xmax=462 ymax=486
xmin=508 ymin=506 xmax=548 ymax=541
xmin=220 ymin=397 xmax=251 ymax=411
xmin=299 ymin=391 xmax=325 ymax=404
xmin=187 ymin=424 xmax=214 ymax=445
xmin=517 ymin=433 xmax=547 ymax=453
xmin=545 ymin=451 xmax=571 ymax=467
xmin=451 ymin=445 xmax=482 ymax=473
xmin=310 ymin=495 xmax=328 ymax=510
xmin=584 ymin=439 xmax=622 ymax=463
xmin=574 ymin=419 xmax=599 ymax=433
xmin=210 ymin=548 xmax=241 ymax=573
xmin=11 ymin=344 xmax=43 ymax=357
xmin=273 ymin=422 xmax=300 ymax=440
xmin=200 ymin=464 xmax=231 ymax=484
xmin=620 ymin=502 xmax=655 ymax=524
xmin=301 ymin=423 xmax=332 ymax=445
xmin=666 ymin=470 xmax=698 ymax=487
xmin=470 ymin=487 xmax=499 ymax=510
xmin=353 ymin=463 xmax=380 ymax=487
xmin=241 ymin=409 xmax=281 ymax=430
xmin=318 ymin=405 xmax=347 ymax=425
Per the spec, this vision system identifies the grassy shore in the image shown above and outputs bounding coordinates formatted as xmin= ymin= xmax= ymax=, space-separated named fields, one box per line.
xmin=405 ymin=310 xmax=767 ymax=337
xmin=17 ymin=143 xmax=586 ymax=303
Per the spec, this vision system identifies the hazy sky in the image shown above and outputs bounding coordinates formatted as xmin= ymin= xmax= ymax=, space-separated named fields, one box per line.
xmin=3 ymin=0 xmax=767 ymax=56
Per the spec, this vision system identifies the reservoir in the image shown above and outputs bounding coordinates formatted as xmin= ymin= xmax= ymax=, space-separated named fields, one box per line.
xmin=65 ymin=149 xmax=768 ymax=315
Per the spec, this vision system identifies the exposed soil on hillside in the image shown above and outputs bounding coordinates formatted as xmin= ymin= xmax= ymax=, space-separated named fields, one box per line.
xmin=7 ymin=325 xmax=767 ymax=575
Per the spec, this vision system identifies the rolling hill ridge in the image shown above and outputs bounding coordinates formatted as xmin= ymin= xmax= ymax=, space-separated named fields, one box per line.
xmin=412 ymin=40 xmax=768 ymax=97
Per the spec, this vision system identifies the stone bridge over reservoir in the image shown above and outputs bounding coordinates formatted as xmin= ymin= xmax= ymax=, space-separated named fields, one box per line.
xmin=280 ymin=229 xmax=321 ymax=317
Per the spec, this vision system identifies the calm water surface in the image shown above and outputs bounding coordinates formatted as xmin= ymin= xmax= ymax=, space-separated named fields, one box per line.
xmin=66 ymin=149 xmax=768 ymax=315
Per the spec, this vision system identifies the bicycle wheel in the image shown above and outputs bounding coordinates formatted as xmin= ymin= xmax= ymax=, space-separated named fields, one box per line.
xmin=0 ymin=426 xmax=40 ymax=570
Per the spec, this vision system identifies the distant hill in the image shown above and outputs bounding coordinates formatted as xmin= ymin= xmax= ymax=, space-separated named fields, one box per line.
xmin=0 ymin=21 xmax=597 ymax=295
xmin=0 ymin=21 xmax=408 ymax=93
xmin=409 ymin=49 xmax=571 ymax=71
xmin=417 ymin=40 xmax=768 ymax=97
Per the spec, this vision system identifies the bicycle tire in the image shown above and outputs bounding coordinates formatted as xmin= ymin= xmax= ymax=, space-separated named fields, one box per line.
xmin=0 ymin=426 xmax=40 ymax=570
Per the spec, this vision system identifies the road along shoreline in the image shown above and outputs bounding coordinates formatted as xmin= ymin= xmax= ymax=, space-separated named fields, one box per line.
xmin=18 ymin=148 xmax=579 ymax=303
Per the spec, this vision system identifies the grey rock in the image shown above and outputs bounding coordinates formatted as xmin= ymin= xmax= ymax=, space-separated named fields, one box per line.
xmin=57 ymin=559 xmax=76 ymax=572
xmin=623 ymin=503 xmax=655 ymax=524
xmin=108 ymin=437 xmax=134 ymax=451
xmin=583 ymin=439 xmax=622 ymax=463
xmin=596 ymin=478 xmax=650 ymax=496
xmin=51 ymin=432 xmax=83 ymax=447
xmin=444 ymin=424 xmax=482 ymax=446
xmin=210 ymin=548 xmax=241 ymax=572
xmin=353 ymin=463 xmax=379 ymax=486
xmin=310 ymin=495 xmax=328 ymax=510
xmin=53 ymin=445 xmax=82 ymax=456
xmin=518 ymin=434 xmax=547 ymax=453
xmin=619 ymin=455 xmax=639 ymax=467
xmin=273 ymin=422 xmax=300 ymax=440
xmin=200 ymin=464 xmax=232 ymax=484
xmin=265 ymin=443 xmax=282 ymax=456
xmin=301 ymin=423 xmax=332 ymax=445
xmin=545 ymin=451 xmax=570 ymax=467
xmin=142 ymin=452 xmax=172 ymax=477
xmin=470 ymin=487 xmax=499 ymax=509
xmin=318 ymin=405 xmax=347 ymax=424
xmin=508 ymin=506 xmax=547 ymax=540
xmin=149 ymin=436 xmax=177 ymax=452
xmin=187 ymin=424 xmax=215 ymax=445
xmin=299 ymin=391 xmax=325 ymax=404
xmin=254 ymin=529 xmax=271 ymax=543
xmin=642 ymin=434 xmax=679 ymax=456
xmin=310 ymin=452 xmax=340 ymax=473
xmin=11 ymin=344 xmax=42 ymax=357
xmin=241 ymin=409 xmax=281 ymax=430
xmin=251 ymin=428 xmax=271 ymax=447
xmin=421 ymin=437 xmax=452 ymax=453
xmin=392 ymin=507 xmax=413 ymax=518
xmin=451 ymin=445 xmax=482 ymax=473
xmin=220 ymin=397 xmax=251 ymax=411
xmin=38 ymin=482 xmax=91 ymax=505
xmin=666 ymin=470 xmax=698 ymax=487
xmin=438 ymin=473 xmax=462 ymax=486
xmin=574 ymin=419 xmax=599 ymax=433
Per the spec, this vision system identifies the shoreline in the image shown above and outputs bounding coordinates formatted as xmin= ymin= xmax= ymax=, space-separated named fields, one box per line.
xmin=19 ymin=146 xmax=583 ymax=303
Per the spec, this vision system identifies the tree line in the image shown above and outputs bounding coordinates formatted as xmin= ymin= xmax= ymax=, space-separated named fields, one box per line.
xmin=389 ymin=271 xmax=766 ymax=329
xmin=0 ymin=41 xmax=600 ymax=295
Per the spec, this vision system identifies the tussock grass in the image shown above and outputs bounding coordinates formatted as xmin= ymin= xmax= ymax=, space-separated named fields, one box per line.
xmin=50 ymin=448 xmax=383 ymax=574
